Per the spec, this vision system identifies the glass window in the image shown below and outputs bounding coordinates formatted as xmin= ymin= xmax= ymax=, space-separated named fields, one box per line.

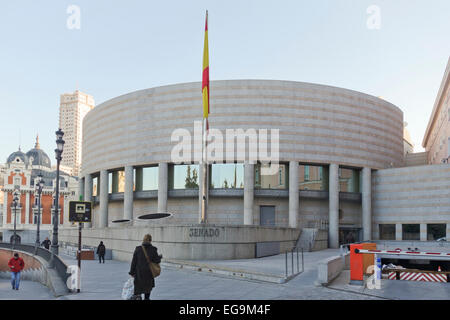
xmin=109 ymin=171 xmax=125 ymax=193
xmin=299 ymin=165 xmax=326 ymax=191
xmin=92 ymin=177 xmax=98 ymax=197
xmin=210 ymin=163 xmax=244 ymax=189
xmin=108 ymin=172 xmax=113 ymax=194
xmin=402 ymin=224 xmax=420 ymax=240
xmin=142 ymin=167 xmax=158 ymax=191
xmin=254 ymin=163 xmax=286 ymax=189
xmin=427 ymin=224 xmax=446 ymax=241
xmin=339 ymin=168 xmax=360 ymax=193
xmin=172 ymin=164 xmax=199 ymax=189
xmin=379 ymin=224 xmax=396 ymax=240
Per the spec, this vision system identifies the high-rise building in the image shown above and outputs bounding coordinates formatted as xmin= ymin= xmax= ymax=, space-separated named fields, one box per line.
xmin=423 ymin=57 xmax=450 ymax=164
xmin=59 ymin=90 xmax=95 ymax=176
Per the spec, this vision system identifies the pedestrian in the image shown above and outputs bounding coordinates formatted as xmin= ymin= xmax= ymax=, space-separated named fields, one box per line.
xmin=8 ymin=253 xmax=25 ymax=290
xmin=97 ymin=241 xmax=106 ymax=264
xmin=41 ymin=237 xmax=51 ymax=250
xmin=129 ymin=234 xmax=162 ymax=300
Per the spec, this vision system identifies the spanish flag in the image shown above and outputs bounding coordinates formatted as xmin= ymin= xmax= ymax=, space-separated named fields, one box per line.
xmin=202 ymin=11 xmax=209 ymax=129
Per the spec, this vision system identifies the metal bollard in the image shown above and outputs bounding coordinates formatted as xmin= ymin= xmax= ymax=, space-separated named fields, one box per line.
xmin=291 ymin=249 xmax=294 ymax=275
xmin=285 ymin=250 xmax=288 ymax=278
xmin=302 ymin=247 xmax=304 ymax=272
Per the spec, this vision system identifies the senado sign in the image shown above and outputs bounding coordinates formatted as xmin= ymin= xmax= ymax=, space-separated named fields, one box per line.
xmin=189 ymin=228 xmax=220 ymax=238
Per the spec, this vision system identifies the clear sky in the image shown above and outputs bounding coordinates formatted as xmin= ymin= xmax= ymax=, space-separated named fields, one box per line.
xmin=0 ymin=0 xmax=449 ymax=165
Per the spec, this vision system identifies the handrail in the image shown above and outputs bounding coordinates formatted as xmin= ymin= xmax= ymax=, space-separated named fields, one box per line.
xmin=0 ymin=242 xmax=70 ymax=284
xmin=284 ymin=245 xmax=304 ymax=279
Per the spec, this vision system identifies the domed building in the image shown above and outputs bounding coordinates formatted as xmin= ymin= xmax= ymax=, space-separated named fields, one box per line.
xmin=0 ymin=136 xmax=79 ymax=244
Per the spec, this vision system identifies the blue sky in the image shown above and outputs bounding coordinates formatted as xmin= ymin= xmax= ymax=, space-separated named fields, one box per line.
xmin=0 ymin=0 xmax=449 ymax=164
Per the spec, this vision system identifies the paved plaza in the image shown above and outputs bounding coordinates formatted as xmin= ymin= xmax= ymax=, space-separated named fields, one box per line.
xmin=0 ymin=249 xmax=449 ymax=300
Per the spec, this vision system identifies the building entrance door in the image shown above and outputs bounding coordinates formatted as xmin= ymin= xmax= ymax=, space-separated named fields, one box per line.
xmin=260 ymin=206 xmax=275 ymax=226
xmin=339 ymin=227 xmax=361 ymax=245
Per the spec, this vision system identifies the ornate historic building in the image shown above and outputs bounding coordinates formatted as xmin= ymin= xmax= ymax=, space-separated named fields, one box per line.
xmin=0 ymin=137 xmax=79 ymax=243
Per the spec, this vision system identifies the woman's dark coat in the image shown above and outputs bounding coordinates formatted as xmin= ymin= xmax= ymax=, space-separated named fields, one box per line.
xmin=129 ymin=243 xmax=161 ymax=294
xmin=97 ymin=244 xmax=106 ymax=255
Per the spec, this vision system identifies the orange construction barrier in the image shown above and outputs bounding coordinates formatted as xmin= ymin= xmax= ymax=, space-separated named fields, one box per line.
xmin=350 ymin=243 xmax=377 ymax=285
xmin=350 ymin=244 xmax=364 ymax=284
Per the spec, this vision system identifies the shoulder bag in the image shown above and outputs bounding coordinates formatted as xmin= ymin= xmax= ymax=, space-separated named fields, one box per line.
xmin=142 ymin=246 xmax=161 ymax=278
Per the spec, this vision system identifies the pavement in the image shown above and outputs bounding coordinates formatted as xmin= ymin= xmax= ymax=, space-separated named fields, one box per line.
xmin=0 ymin=278 xmax=54 ymax=300
xmin=1 ymin=249 xmax=449 ymax=300
xmin=57 ymin=252 xmax=380 ymax=300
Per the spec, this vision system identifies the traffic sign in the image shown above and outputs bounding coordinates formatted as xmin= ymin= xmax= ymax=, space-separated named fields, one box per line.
xmin=69 ymin=201 xmax=92 ymax=222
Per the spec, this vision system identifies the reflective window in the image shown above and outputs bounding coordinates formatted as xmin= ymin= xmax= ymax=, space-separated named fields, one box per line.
xmin=172 ymin=164 xmax=199 ymax=189
xmin=379 ymin=224 xmax=396 ymax=240
xmin=92 ymin=177 xmax=98 ymax=197
xmin=339 ymin=168 xmax=360 ymax=193
xmin=108 ymin=173 xmax=113 ymax=194
xmin=255 ymin=163 xmax=286 ymax=189
xmin=142 ymin=167 xmax=158 ymax=191
xmin=211 ymin=163 xmax=244 ymax=189
xmin=109 ymin=171 xmax=125 ymax=194
xmin=427 ymin=224 xmax=446 ymax=241
xmin=402 ymin=224 xmax=420 ymax=240
xmin=299 ymin=165 xmax=327 ymax=191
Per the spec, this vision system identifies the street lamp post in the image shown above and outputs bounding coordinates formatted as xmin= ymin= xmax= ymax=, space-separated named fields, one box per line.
xmin=12 ymin=191 xmax=19 ymax=248
xmin=35 ymin=175 xmax=44 ymax=253
xmin=50 ymin=128 xmax=65 ymax=268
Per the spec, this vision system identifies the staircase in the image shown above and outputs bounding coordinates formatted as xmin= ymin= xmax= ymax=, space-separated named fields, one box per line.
xmin=296 ymin=228 xmax=328 ymax=252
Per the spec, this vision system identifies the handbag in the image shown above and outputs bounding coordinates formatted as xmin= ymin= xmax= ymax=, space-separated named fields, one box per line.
xmin=142 ymin=246 xmax=161 ymax=278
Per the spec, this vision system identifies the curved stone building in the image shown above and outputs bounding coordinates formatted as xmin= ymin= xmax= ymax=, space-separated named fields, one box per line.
xmin=67 ymin=80 xmax=405 ymax=260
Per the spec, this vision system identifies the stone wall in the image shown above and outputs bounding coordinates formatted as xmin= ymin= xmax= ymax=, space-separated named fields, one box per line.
xmin=372 ymin=164 xmax=450 ymax=240
xmin=58 ymin=224 xmax=300 ymax=261
xmin=81 ymin=80 xmax=404 ymax=176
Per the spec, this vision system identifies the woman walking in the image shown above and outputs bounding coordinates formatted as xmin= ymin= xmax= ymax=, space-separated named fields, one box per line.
xmin=129 ymin=234 xmax=162 ymax=300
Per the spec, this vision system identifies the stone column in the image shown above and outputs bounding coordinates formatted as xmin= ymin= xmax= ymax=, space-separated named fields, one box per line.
xmin=124 ymin=166 xmax=134 ymax=221
xmin=289 ymin=161 xmax=299 ymax=228
xmin=362 ymin=167 xmax=372 ymax=241
xmin=329 ymin=164 xmax=339 ymax=248
xmin=420 ymin=223 xmax=427 ymax=241
xmin=84 ymin=174 xmax=93 ymax=228
xmin=158 ymin=163 xmax=168 ymax=213
xmin=395 ymin=223 xmax=402 ymax=241
xmin=2 ymin=190 xmax=7 ymax=226
xmin=99 ymin=170 xmax=109 ymax=228
xmin=244 ymin=163 xmax=254 ymax=225
xmin=25 ymin=192 xmax=30 ymax=226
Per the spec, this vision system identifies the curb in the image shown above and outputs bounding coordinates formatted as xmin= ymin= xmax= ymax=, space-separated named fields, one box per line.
xmin=162 ymin=259 xmax=288 ymax=284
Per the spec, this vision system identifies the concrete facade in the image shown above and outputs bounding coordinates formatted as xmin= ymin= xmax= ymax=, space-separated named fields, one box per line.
xmin=372 ymin=164 xmax=450 ymax=240
xmin=56 ymin=78 xmax=450 ymax=260
xmin=423 ymin=57 xmax=450 ymax=164
xmin=59 ymin=90 xmax=95 ymax=177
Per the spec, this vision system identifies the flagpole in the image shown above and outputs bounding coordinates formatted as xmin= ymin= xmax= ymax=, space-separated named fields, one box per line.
xmin=201 ymin=118 xmax=208 ymax=223
xmin=200 ymin=9 xmax=209 ymax=224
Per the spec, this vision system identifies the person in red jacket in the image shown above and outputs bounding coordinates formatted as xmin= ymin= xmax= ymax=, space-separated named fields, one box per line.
xmin=8 ymin=253 xmax=25 ymax=290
